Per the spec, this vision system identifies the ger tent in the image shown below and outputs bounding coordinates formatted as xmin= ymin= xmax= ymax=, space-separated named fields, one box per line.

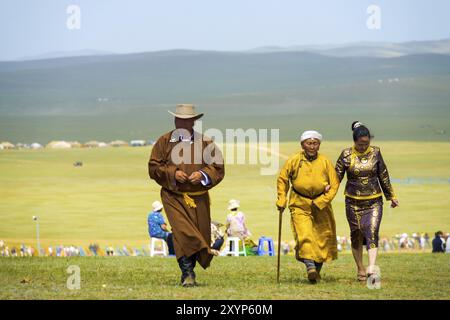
xmin=83 ymin=141 xmax=100 ymax=148
xmin=30 ymin=143 xmax=43 ymax=149
xmin=69 ymin=141 xmax=82 ymax=148
xmin=46 ymin=141 xmax=71 ymax=149
xmin=109 ymin=140 xmax=129 ymax=147
xmin=0 ymin=142 xmax=15 ymax=149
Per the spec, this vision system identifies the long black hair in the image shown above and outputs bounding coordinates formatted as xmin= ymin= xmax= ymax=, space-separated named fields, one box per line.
xmin=351 ymin=121 xmax=374 ymax=141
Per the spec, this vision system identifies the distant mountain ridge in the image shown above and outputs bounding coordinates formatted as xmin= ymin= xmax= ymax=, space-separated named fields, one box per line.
xmin=1 ymin=48 xmax=450 ymax=117
xmin=248 ymin=38 xmax=450 ymax=58
xmin=1 ymin=40 xmax=449 ymax=143
xmin=6 ymin=38 xmax=450 ymax=62
xmin=16 ymin=49 xmax=116 ymax=62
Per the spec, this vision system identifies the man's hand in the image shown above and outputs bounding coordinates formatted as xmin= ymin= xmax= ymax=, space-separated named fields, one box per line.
xmin=188 ymin=171 xmax=203 ymax=185
xmin=324 ymin=185 xmax=331 ymax=193
xmin=391 ymin=199 xmax=399 ymax=208
xmin=175 ymin=170 xmax=189 ymax=183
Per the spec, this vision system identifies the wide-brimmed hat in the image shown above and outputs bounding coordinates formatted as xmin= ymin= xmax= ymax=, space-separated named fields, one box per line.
xmin=152 ymin=201 xmax=164 ymax=212
xmin=227 ymin=199 xmax=240 ymax=210
xmin=168 ymin=104 xmax=203 ymax=119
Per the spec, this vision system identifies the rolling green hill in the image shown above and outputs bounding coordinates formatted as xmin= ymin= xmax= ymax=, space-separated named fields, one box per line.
xmin=1 ymin=50 xmax=449 ymax=143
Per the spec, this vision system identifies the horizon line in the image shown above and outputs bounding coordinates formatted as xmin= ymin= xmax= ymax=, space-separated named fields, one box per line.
xmin=3 ymin=37 xmax=450 ymax=63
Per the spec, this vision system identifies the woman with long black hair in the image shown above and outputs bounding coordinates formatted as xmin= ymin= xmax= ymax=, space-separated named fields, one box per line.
xmin=335 ymin=121 xmax=399 ymax=282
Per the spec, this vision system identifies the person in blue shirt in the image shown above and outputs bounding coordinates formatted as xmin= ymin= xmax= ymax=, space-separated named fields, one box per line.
xmin=148 ymin=201 xmax=175 ymax=255
xmin=432 ymin=231 xmax=445 ymax=253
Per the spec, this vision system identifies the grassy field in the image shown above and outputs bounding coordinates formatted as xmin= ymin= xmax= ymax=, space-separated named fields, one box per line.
xmin=0 ymin=141 xmax=449 ymax=250
xmin=0 ymin=141 xmax=449 ymax=300
xmin=0 ymin=253 xmax=449 ymax=300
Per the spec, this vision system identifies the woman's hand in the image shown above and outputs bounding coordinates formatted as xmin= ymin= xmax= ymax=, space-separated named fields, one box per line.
xmin=391 ymin=199 xmax=399 ymax=208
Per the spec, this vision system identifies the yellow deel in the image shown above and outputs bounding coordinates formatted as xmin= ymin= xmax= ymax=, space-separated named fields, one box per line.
xmin=277 ymin=152 xmax=340 ymax=263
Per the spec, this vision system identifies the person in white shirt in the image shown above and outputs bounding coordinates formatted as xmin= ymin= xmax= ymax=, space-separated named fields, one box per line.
xmin=445 ymin=234 xmax=450 ymax=253
xmin=226 ymin=199 xmax=251 ymax=240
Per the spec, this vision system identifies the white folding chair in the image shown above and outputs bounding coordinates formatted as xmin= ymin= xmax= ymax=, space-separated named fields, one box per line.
xmin=149 ymin=238 xmax=168 ymax=257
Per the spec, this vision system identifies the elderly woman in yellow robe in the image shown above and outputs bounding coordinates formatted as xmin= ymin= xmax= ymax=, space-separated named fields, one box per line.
xmin=276 ymin=130 xmax=339 ymax=283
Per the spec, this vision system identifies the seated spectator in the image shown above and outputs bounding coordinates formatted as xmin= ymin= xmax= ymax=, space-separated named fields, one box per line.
xmin=122 ymin=245 xmax=130 ymax=256
xmin=424 ymin=233 xmax=430 ymax=248
xmin=225 ymin=199 xmax=251 ymax=240
xmin=148 ymin=200 xmax=175 ymax=255
xmin=0 ymin=240 xmax=4 ymax=256
xmin=281 ymin=241 xmax=291 ymax=255
xmin=211 ymin=221 xmax=225 ymax=253
xmin=419 ymin=233 xmax=426 ymax=250
xmin=399 ymin=233 xmax=408 ymax=249
xmin=88 ymin=243 xmax=99 ymax=256
xmin=381 ymin=238 xmax=391 ymax=252
xmin=106 ymin=246 xmax=115 ymax=256
xmin=432 ymin=231 xmax=445 ymax=253
xmin=336 ymin=236 xmax=343 ymax=252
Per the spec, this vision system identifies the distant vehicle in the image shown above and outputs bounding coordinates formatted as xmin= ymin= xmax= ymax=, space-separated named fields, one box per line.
xmin=130 ymin=140 xmax=146 ymax=147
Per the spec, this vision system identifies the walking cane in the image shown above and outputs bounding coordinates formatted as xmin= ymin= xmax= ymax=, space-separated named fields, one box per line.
xmin=276 ymin=207 xmax=284 ymax=284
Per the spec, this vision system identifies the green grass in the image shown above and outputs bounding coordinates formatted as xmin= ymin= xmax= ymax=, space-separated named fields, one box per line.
xmin=0 ymin=141 xmax=449 ymax=300
xmin=0 ymin=141 xmax=449 ymax=249
xmin=0 ymin=253 xmax=448 ymax=299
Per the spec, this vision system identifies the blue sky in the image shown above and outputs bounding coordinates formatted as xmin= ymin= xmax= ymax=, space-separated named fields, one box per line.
xmin=1 ymin=0 xmax=449 ymax=60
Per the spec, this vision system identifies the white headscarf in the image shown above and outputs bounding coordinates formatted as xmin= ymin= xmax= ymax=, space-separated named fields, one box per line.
xmin=300 ymin=130 xmax=323 ymax=142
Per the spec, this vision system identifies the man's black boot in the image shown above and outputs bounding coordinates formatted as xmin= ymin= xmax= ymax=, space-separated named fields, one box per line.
xmin=177 ymin=256 xmax=191 ymax=286
xmin=178 ymin=256 xmax=196 ymax=287
xmin=187 ymin=254 xmax=198 ymax=286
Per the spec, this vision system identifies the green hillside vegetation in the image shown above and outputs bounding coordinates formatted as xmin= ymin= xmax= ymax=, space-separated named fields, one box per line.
xmin=1 ymin=51 xmax=449 ymax=143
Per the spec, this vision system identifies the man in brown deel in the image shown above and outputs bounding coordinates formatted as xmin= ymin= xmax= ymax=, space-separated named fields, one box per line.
xmin=148 ymin=104 xmax=225 ymax=287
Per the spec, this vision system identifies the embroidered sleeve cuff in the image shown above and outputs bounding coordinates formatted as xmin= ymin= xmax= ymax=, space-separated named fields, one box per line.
xmin=199 ymin=170 xmax=211 ymax=186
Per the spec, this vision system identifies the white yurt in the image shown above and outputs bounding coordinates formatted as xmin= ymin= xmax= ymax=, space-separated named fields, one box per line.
xmin=69 ymin=141 xmax=82 ymax=148
xmin=46 ymin=141 xmax=72 ymax=149
xmin=0 ymin=142 xmax=15 ymax=149
xmin=30 ymin=143 xmax=43 ymax=149
xmin=109 ymin=140 xmax=129 ymax=147
xmin=83 ymin=141 xmax=100 ymax=148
